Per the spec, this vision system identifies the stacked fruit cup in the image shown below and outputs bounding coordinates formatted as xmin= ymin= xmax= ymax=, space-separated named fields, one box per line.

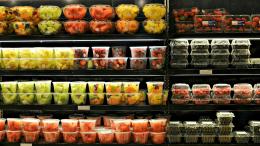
xmin=92 ymin=47 xmax=110 ymax=70
xmin=113 ymin=119 xmax=132 ymax=144
xmin=88 ymin=81 xmax=105 ymax=105
xmin=149 ymin=46 xmax=166 ymax=70
xmin=79 ymin=119 xmax=97 ymax=144
xmin=170 ymin=39 xmax=189 ymax=69
xmin=146 ymin=82 xmax=166 ymax=105
xmin=110 ymin=46 xmax=128 ymax=70
xmin=6 ymin=118 xmax=22 ymax=143
xmin=42 ymin=119 xmax=60 ymax=143
xmin=61 ymin=119 xmax=79 ymax=143
xmin=149 ymin=119 xmax=167 ymax=144
xmin=105 ymin=82 xmax=124 ymax=105
xmin=130 ymin=46 xmax=148 ymax=70
xmin=0 ymin=119 xmax=5 ymax=142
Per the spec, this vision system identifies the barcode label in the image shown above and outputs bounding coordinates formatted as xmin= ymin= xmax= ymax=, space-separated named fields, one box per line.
xmin=78 ymin=106 xmax=90 ymax=111
xmin=21 ymin=143 xmax=32 ymax=146
xmin=200 ymin=70 xmax=213 ymax=75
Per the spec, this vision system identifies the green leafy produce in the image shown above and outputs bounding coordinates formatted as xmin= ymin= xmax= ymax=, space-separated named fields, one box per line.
xmin=70 ymin=82 xmax=87 ymax=105
xmin=35 ymin=81 xmax=52 ymax=105
xmin=38 ymin=5 xmax=62 ymax=20
xmin=38 ymin=20 xmax=61 ymax=35
xmin=18 ymin=81 xmax=35 ymax=104
xmin=53 ymin=82 xmax=69 ymax=105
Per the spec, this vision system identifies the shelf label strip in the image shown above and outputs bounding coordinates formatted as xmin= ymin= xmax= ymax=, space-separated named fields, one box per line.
xmin=199 ymin=69 xmax=213 ymax=75
xmin=78 ymin=106 xmax=90 ymax=111
xmin=21 ymin=143 xmax=32 ymax=146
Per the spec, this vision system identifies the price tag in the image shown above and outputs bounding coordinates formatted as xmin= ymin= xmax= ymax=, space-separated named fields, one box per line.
xmin=21 ymin=143 xmax=32 ymax=146
xmin=199 ymin=70 xmax=213 ymax=75
xmin=78 ymin=106 xmax=90 ymax=111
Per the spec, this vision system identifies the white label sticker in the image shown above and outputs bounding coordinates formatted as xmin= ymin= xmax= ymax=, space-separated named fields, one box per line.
xmin=202 ymin=21 xmax=209 ymax=26
xmin=78 ymin=106 xmax=90 ymax=111
xmin=200 ymin=70 xmax=213 ymax=75
xmin=21 ymin=143 xmax=32 ymax=146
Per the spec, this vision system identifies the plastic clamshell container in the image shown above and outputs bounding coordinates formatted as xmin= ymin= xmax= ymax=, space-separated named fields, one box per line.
xmin=133 ymin=132 xmax=149 ymax=144
xmin=115 ymin=20 xmax=139 ymax=34
xmin=251 ymin=58 xmax=260 ymax=68
xmin=184 ymin=121 xmax=199 ymax=135
xmin=251 ymin=15 xmax=260 ymax=32
xmin=61 ymin=119 xmax=78 ymax=132
xmin=233 ymin=83 xmax=253 ymax=101
xmin=211 ymin=39 xmax=230 ymax=50
xmin=175 ymin=21 xmax=194 ymax=33
xmin=170 ymin=60 xmax=189 ymax=69
xmin=63 ymin=4 xmax=87 ymax=20
xmin=143 ymin=3 xmax=166 ymax=20
xmin=38 ymin=5 xmax=62 ymax=20
xmin=249 ymin=121 xmax=260 ymax=135
xmin=211 ymin=49 xmax=230 ymax=60
xmin=130 ymin=58 xmax=147 ymax=70
xmin=234 ymin=131 xmax=250 ymax=144
xmin=171 ymin=53 xmax=189 ymax=60
xmin=231 ymin=39 xmax=251 ymax=50
xmin=89 ymin=5 xmax=115 ymax=21
xmin=218 ymin=135 xmax=233 ymax=143
xmin=115 ymin=4 xmax=139 ymax=20
xmin=192 ymin=84 xmax=211 ymax=99
xmin=191 ymin=39 xmax=210 ymax=50
xmin=143 ymin=19 xmax=166 ymax=34
xmin=200 ymin=121 xmax=216 ymax=135
xmin=217 ymin=112 xmax=235 ymax=125
xmin=231 ymin=49 xmax=250 ymax=59
xmin=194 ymin=15 xmax=223 ymax=33
xmin=211 ymin=59 xmax=230 ymax=69
xmin=167 ymin=135 xmax=182 ymax=143
xmin=184 ymin=134 xmax=199 ymax=143
xmin=201 ymin=135 xmax=216 ymax=143
xmin=191 ymin=52 xmax=209 ymax=60
xmin=89 ymin=21 xmax=114 ymax=34
xmin=108 ymin=57 xmax=128 ymax=70
xmin=252 ymin=135 xmax=260 ymax=143
xmin=191 ymin=60 xmax=209 ymax=68
xmin=43 ymin=131 xmax=60 ymax=143
xmin=212 ymin=84 xmax=232 ymax=98
xmin=231 ymin=59 xmax=251 ymax=68
xmin=224 ymin=15 xmax=252 ymax=33
xmin=167 ymin=121 xmax=183 ymax=135
xmin=218 ymin=124 xmax=234 ymax=135
xmin=171 ymin=83 xmax=191 ymax=103
xmin=173 ymin=8 xmax=200 ymax=22
xmin=170 ymin=39 xmax=189 ymax=50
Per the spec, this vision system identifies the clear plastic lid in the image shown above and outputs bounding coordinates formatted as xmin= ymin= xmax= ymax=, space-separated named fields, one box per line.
xmin=216 ymin=112 xmax=235 ymax=118
xmin=231 ymin=39 xmax=251 ymax=46
xmin=213 ymin=84 xmax=231 ymax=90
xmin=234 ymin=83 xmax=253 ymax=91
xmin=192 ymin=84 xmax=211 ymax=90
xmin=249 ymin=121 xmax=260 ymax=126
xmin=171 ymin=39 xmax=189 ymax=47
xmin=234 ymin=131 xmax=250 ymax=137
xmin=200 ymin=121 xmax=216 ymax=127
xmin=184 ymin=121 xmax=199 ymax=127
xmin=211 ymin=39 xmax=230 ymax=46
xmin=172 ymin=83 xmax=190 ymax=90
xmin=169 ymin=121 xmax=183 ymax=127
xmin=191 ymin=39 xmax=210 ymax=46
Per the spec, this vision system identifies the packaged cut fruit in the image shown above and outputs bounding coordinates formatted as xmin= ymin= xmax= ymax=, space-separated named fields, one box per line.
xmin=92 ymin=58 xmax=108 ymax=70
xmin=130 ymin=46 xmax=147 ymax=58
xmin=167 ymin=121 xmax=183 ymax=135
xmin=212 ymin=84 xmax=231 ymax=104
xmin=0 ymin=130 xmax=5 ymax=142
xmin=23 ymin=131 xmax=39 ymax=143
xmin=123 ymin=82 xmax=140 ymax=93
xmin=194 ymin=15 xmax=223 ymax=33
xmin=87 ymin=93 xmax=104 ymax=105
xmin=111 ymin=46 xmax=126 ymax=57
xmin=149 ymin=119 xmax=167 ymax=132
xmin=224 ymin=15 xmax=251 ymax=33
xmin=12 ymin=21 xmax=35 ymax=36
xmin=106 ymin=93 xmax=123 ymax=105
xmin=115 ymin=4 xmax=139 ymax=20
xmin=124 ymin=93 xmax=141 ymax=105
xmin=0 ymin=6 xmax=8 ymax=21
xmin=251 ymin=15 xmax=260 ymax=32
xmin=36 ymin=48 xmax=55 ymax=70
xmin=8 ymin=118 xmax=22 ymax=130
xmin=88 ymin=82 xmax=104 ymax=93
xmin=89 ymin=5 xmax=114 ymax=20
xmin=150 ymin=132 xmax=166 ymax=144
xmin=249 ymin=121 xmax=260 ymax=135
xmin=1 ymin=81 xmax=17 ymax=104
xmin=22 ymin=118 xmax=40 ymax=131
xmin=64 ymin=20 xmax=89 ymax=35
xmin=42 ymin=119 xmax=59 ymax=132
xmin=132 ymin=119 xmax=149 ymax=132
xmin=143 ymin=3 xmax=166 ymax=20
xmin=192 ymin=84 xmax=211 ymax=99
xmin=109 ymin=57 xmax=127 ymax=70
xmin=190 ymin=39 xmax=210 ymax=50
xmin=53 ymin=82 xmax=70 ymax=105
xmin=217 ymin=111 xmax=234 ymax=125
xmin=115 ymin=132 xmax=131 ymax=144
xmin=130 ymin=58 xmax=147 ymax=70
xmin=149 ymin=46 xmax=166 ymax=58
xmin=147 ymin=93 xmax=163 ymax=105
xmin=0 ymin=119 xmax=5 ymax=131
xmin=92 ymin=47 xmax=109 ymax=58
xmin=38 ymin=20 xmax=61 ymax=35
xmin=175 ymin=21 xmax=194 ymax=33
xmin=90 ymin=20 xmax=114 ymax=34
xmin=105 ymin=82 xmax=122 ymax=93
xmin=143 ymin=19 xmax=166 ymax=34
xmin=231 ymin=39 xmax=251 ymax=50
xmin=70 ymin=82 xmax=87 ymax=105
xmin=115 ymin=20 xmax=139 ymax=34
xmin=61 ymin=119 xmax=78 ymax=132
xmin=6 ymin=130 xmax=21 ymax=143
xmin=62 ymin=131 xmax=78 ymax=143
xmin=173 ymin=7 xmax=199 ymax=22
xmin=211 ymin=39 xmax=230 ymax=50
xmin=10 ymin=6 xmax=35 ymax=21
xmin=184 ymin=121 xmax=199 ymax=135
xmin=80 ymin=131 xmax=97 ymax=144
xmin=63 ymin=4 xmax=87 ymax=20
xmin=171 ymin=83 xmax=191 ymax=104
xmin=149 ymin=58 xmax=165 ymax=70
xmin=147 ymin=81 xmax=164 ymax=93
xmin=54 ymin=47 xmax=74 ymax=70
xmin=18 ymin=81 xmax=35 ymax=105
xmin=38 ymin=5 xmax=61 ymax=20
xmin=97 ymin=129 xmax=115 ymax=144
xmin=234 ymin=131 xmax=250 ymax=144
xmin=0 ymin=21 xmax=9 ymax=35
xmin=19 ymin=48 xmax=37 ymax=70
xmin=43 ymin=131 xmax=60 ymax=143
xmin=79 ymin=119 xmax=96 ymax=132
xmin=233 ymin=83 xmax=253 ymax=104
xmin=1 ymin=48 xmax=18 ymax=70
xmin=35 ymin=81 xmax=52 ymax=105
xmin=113 ymin=119 xmax=131 ymax=132
xmin=133 ymin=132 xmax=149 ymax=144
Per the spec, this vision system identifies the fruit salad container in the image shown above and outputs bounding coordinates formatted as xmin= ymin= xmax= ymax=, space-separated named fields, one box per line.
xmin=53 ymin=82 xmax=70 ymax=105
xmin=42 ymin=119 xmax=60 ymax=132
xmin=106 ymin=93 xmax=124 ymax=105
xmin=218 ymin=124 xmax=234 ymax=134
xmin=167 ymin=121 xmax=183 ymax=135
xmin=64 ymin=20 xmax=89 ymax=35
xmin=115 ymin=4 xmax=139 ymax=20
xmin=171 ymin=83 xmax=191 ymax=104
xmin=111 ymin=46 xmax=126 ymax=57
xmin=62 ymin=131 xmax=78 ymax=143
xmin=80 ymin=131 xmax=97 ymax=144
xmin=0 ymin=21 xmax=9 ymax=35
xmin=130 ymin=58 xmax=148 ymax=70
xmin=105 ymin=82 xmax=122 ymax=93
xmin=149 ymin=119 xmax=167 ymax=132
xmin=115 ymin=132 xmax=131 ymax=144
xmin=97 ymin=129 xmax=115 ymax=144
xmin=233 ymin=83 xmax=253 ymax=104
xmin=211 ymin=39 xmax=230 ymax=50
xmin=7 ymin=118 xmax=22 ymax=130
xmin=38 ymin=5 xmax=62 ymax=20
xmin=36 ymin=47 xmax=54 ymax=69
xmin=254 ymin=84 xmax=260 ymax=103
xmin=224 ymin=15 xmax=251 ymax=33
xmin=1 ymin=48 xmax=19 ymax=70
xmin=192 ymin=84 xmax=211 ymax=99
xmin=115 ymin=20 xmax=139 ymax=34
xmin=43 ymin=131 xmax=60 ymax=143
xmin=70 ymin=82 xmax=87 ymax=105
xmin=0 ymin=6 xmax=8 ymax=21
xmin=92 ymin=58 xmax=108 ymax=69
xmin=38 ymin=20 xmax=62 ymax=35
xmin=211 ymin=49 xmax=230 ymax=60
xmin=173 ymin=7 xmax=200 ymax=22
xmin=194 ymin=15 xmax=223 ymax=33
xmin=231 ymin=39 xmax=251 ymax=50
xmin=79 ymin=119 xmax=96 ymax=132
xmin=18 ymin=81 xmax=35 ymax=105
xmin=92 ymin=47 xmax=109 ymax=58
xmin=0 ymin=81 xmax=17 ymax=104
xmin=88 ymin=82 xmax=104 ymax=93
xmin=35 ymin=81 xmax=52 ymax=105
xmin=251 ymin=15 xmax=260 ymax=32
xmin=150 ymin=132 xmax=166 ymax=144
xmin=143 ymin=4 xmax=166 ymax=20
xmin=63 ymin=4 xmax=87 ymax=20
xmin=200 ymin=121 xmax=216 ymax=135
xmin=201 ymin=135 xmax=216 ymax=144
xmin=10 ymin=6 xmax=35 ymax=21
xmin=89 ymin=5 xmax=114 ymax=21
xmin=12 ymin=21 xmax=35 ymax=36
xmin=61 ymin=119 xmax=78 ymax=132
xmin=175 ymin=21 xmax=194 ymax=33
xmin=89 ymin=21 xmax=114 ymax=34
xmin=113 ymin=119 xmax=131 ymax=132
xmin=143 ymin=19 xmax=166 ymax=34
xmin=202 ymin=8 xmax=227 ymax=15
xmin=149 ymin=58 xmax=165 ymax=70
xmin=234 ymin=131 xmax=250 ymax=144
xmin=123 ymin=82 xmax=140 ymax=93
xmin=218 ymin=135 xmax=233 ymax=143
xmin=22 ymin=118 xmax=40 ymax=132
xmin=217 ymin=112 xmax=235 ymax=125
xmin=190 ymin=39 xmax=210 ymax=50
xmin=147 ymin=93 xmax=163 ymax=105
xmin=6 ymin=130 xmax=22 ymax=143
xmin=184 ymin=121 xmax=200 ymax=135
xmin=132 ymin=119 xmax=149 ymax=132
xmin=147 ymin=81 xmax=164 ymax=93
xmin=0 ymin=119 xmax=5 ymax=131
xmin=88 ymin=94 xmax=104 ymax=105
xmin=130 ymin=46 xmax=147 ymax=58
xmin=23 ymin=131 xmax=39 ymax=143
xmin=149 ymin=46 xmax=166 ymax=58
xmin=0 ymin=130 xmax=5 ymax=142
xmin=109 ymin=57 xmax=127 ymax=70
xmin=133 ymin=132 xmax=149 ymax=144
xmin=249 ymin=121 xmax=260 ymax=135
xmin=170 ymin=39 xmax=189 ymax=50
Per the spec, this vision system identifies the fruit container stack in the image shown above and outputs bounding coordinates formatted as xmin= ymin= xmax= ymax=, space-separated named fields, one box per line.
xmin=216 ymin=112 xmax=235 ymax=143
xmin=0 ymin=81 xmax=18 ymax=105
xmin=233 ymin=83 xmax=253 ymax=104
xmin=190 ymin=39 xmax=210 ymax=68
xmin=171 ymin=83 xmax=191 ymax=104
xmin=70 ymin=82 xmax=87 ymax=105
xmin=130 ymin=46 xmax=148 ymax=70
xmin=172 ymin=7 xmax=199 ymax=33
xmin=109 ymin=46 xmax=128 ymax=70
xmin=63 ymin=4 xmax=88 ymax=35
xmin=122 ymin=82 xmax=142 ymax=105
xmin=253 ymin=84 xmax=260 ymax=104
xmin=88 ymin=82 xmax=105 ymax=105
xmin=224 ymin=15 xmax=251 ymax=33
xmin=146 ymin=82 xmax=167 ymax=105
xmin=92 ymin=46 xmax=110 ymax=69
xmin=149 ymin=46 xmax=166 ymax=70
xmin=234 ymin=131 xmax=250 ymax=144
xmin=35 ymin=81 xmax=52 ymax=105
xmin=211 ymin=39 xmax=230 ymax=68
xmin=170 ymin=39 xmax=189 ymax=68
xmin=231 ymin=39 xmax=251 ymax=68
xmin=61 ymin=119 xmax=80 ymax=143
xmin=249 ymin=121 xmax=260 ymax=143
xmin=149 ymin=119 xmax=167 ymax=144
xmin=183 ymin=121 xmax=200 ymax=143
xmin=42 ymin=119 xmax=60 ymax=143
xmin=143 ymin=3 xmax=167 ymax=34
xmin=167 ymin=121 xmax=183 ymax=143
xmin=200 ymin=121 xmax=217 ymax=143
xmin=105 ymin=82 xmax=124 ymax=105
xmin=212 ymin=84 xmax=232 ymax=104
xmin=192 ymin=84 xmax=211 ymax=105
